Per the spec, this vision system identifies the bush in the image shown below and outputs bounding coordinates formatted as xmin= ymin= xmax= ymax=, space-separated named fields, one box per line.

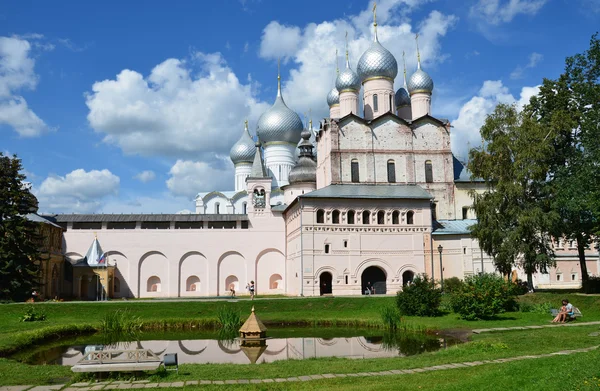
xmin=510 ymin=280 xmax=529 ymax=296
xmin=443 ymin=277 xmax=464 ymax=294
xmin=217 ymin=306 xmax=242 ymax=331
xmin=20 ymin=306 xmax=46 ymax=322
xmin=582 ymin=276 xmax=600 ymax=294
xmin=396 ymin=275 xmax=442 ymax=317
xmin=449 ymin=273 xmax=516 ymax=320
xmin=379 ymin=305 xmax=401 ymax=331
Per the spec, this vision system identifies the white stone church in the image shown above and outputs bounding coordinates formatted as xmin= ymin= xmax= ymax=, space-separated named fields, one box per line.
xmin=44 ymin=16 xmax=599 ymax=300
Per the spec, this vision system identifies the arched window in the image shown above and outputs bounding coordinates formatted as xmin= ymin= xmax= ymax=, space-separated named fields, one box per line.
xmin=407 ymin=211 xmax=414 ymax=225
xmin=431 ymin=202 xmax=437 ymax=221
xmin=332 ymin=210 xmax=340 ymax=224
xmin=114 ymin=277 xmax=121 ymax=293
xmin=387 ymin=160 xmax=396 ymax=183
xmin=389 ymin=94 xmax=393 ymax=113
xmin=373 ymin=94 xmax=379 ymax=112
xmin=215 ymin=202 xmax=220 ymax=214
xmin=462 ymin=206 xmax=469 ymax=220
xmin=147 ymin=276 xmax=161 ymax=292
xmin=362 ymin=210 xmax=370 ymax=225
xmin=186 ymin=276 xmax=200 ymax=292
xmin=392 ymin=210 xmax=400 ymax=225
xmin=347 ymin=210 xmax=355 ymax=224
xmin=351 ymin=159 xmax=359 ymax=183
xmin=270 ymin=274 xmax=283 ymax=289
xmin=316 ymin=209 xmax=325 ymax=224
xmin=425 ymin=160 xmax=433 ymax=183
xmin=242 ymin=202 xmax=247 ymax=214
xmin=377 ymin=210 xmax=385 ymax=225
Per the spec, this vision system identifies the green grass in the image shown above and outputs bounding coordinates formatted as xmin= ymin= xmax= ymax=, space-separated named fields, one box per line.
xmin=0 ymin=293 xmax=599 ymax=386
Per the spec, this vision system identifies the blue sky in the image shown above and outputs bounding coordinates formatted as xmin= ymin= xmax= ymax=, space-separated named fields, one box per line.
xmin=1 ymin=0 xmax=599 ymax=213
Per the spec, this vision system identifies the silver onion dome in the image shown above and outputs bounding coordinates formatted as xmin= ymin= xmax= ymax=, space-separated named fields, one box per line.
xmin=408 ymin=68 xmax=434 ymax=94
xmin=357 ymin=40 xmax=398 ymax=83
xmin=289 ymin=129 xmax=317 ymax=184
xmin=395 ymin=87 xmax=411 ymax=108
xmin=336 ymin=66 xmax=360 ymax=92
xmin=256 ymin=82 xmax=304 ymax=145
xmin=229 ymin=121 xmax=256 ymax=165
xmin=327 ymin=87 xmax=340 ymax=107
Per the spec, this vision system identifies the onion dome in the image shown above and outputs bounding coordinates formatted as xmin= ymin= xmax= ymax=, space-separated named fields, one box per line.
xmin=336 ymin=59 xmax=361 ymax=92
xmin=395 ymin=87 xmax=411 ymax=108
xmin=357 ymin=40 xmax=398 ymax=83
xmin=229 ymin=120 xmax=256 ymax=165
xmin=289 ymin=128 xmax=317 ymax=184
xmin=327 ymin=87 xmax=340 ymax=107
xmin=256 ymin=73 xmax=304 ymax=145
xmin=408 ymin=67 xmax=434 ymax=94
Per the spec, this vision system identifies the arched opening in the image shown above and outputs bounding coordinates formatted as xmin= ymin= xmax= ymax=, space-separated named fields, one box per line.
xmin=242 ymin=202 xmax=247 ymax=214
xmin=316 ymin=209 xmax=325 ymax=224
xmin=392 ymin=210 xmax=400 ymax=225
xmin=215 ymin=202 xmax=220 ymax=214
xmin=332 ymin=210 xmax=340 ymax=224
xmin=362 ymin=210 xmax=370 ymax=225
xmin=347 ymin=210 xmax=355 ymax=224
xmin=407 ymin=211 xmax=414 ymax=225
xmin=147 ymin=276 xmax=161 ymax=292
xmin=425 ymin=160 xmax=433 ymax=183
xmin=114 ymin=277 xmax=121 ymax=293
xmin=351 ymin=159 xmax=359 ymax=183
xmin=186 ymin=276 xmax=200 ymax=292
xmin=377 ymin=210 xmax=385 ymax=225
xmin=269 ymin=274 xmax=283 ymax=290
xmin=320 ymin=272 xmax=333 ymax=295
xmin=361 ymin=266 xmax=386 ymax=295
xmin=373 ymin=94 xmax=379 ymax=112
xmin=225 ymin=275 xmax=239 ymax=292
xmin=387 ymin=160 xmax=396 ymax=183
xmin=402 ymin=270 xmax=415 ymax=286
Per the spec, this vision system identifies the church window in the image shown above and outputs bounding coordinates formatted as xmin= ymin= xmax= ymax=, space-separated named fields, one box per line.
xmin=343 ymin=240 xmax=348 ymax=248
xmin=407 ymin=211 xmax=414 ymax=225
xmin=215 ymin=203 xmax=220 ymax=214
xmin=425 ymin=160 xmax=433 ymax=183
xmin=316 ymin=209 xmax=325 ymax=224
xmin=325 ymin=244 xmax=330 ymax=254
xmin=389 ymin=94 xmax=393 ymax=112
xmin=332 ymin=210 xmax=340 ymax=224
xmin=387 ymin=160 xmax=396 ymax=183
xmin=556 ymin=274 xmax=562 ymax=281
xmin=431 ymin=202 xmax=437 ymax=221
xmin=377 ymin=210 xmax=385 ymax=225
xmin=462 ymin=207 xmax=469 ymax=220
xmin=362 ymin=210 xmax=370 ymax=225
xmin=147 ymin=276 xmax=161 ymax=293
xmin=373 ymin=94 xmax=379 ymax=112
xmin=347 ymin=210 xmax=355 ymax=224
xmin=351 ymin=159 xmax=359 ymax=183
xmin=392 ymin=210 xmax=400 ymax=225
xmin=345 ymin=275 xmax=349 ymax=284
xmin=242 ymin=202 xmax=247 ymax=214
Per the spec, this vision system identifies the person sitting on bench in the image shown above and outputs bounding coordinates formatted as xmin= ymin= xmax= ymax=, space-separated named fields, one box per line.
xmin=552 ymin=299 xmax=574 ymax=323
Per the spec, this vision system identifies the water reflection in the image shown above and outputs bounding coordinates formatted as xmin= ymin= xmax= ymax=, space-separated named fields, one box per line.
xmin=28 ymin=334 xmax=456 ymax=365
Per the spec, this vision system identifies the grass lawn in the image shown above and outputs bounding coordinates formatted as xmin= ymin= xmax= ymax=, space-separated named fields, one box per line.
xmin=0 ymin=293 xmax=599 ymax=388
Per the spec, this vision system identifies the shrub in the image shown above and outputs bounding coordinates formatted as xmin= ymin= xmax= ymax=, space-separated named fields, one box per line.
xmin=519 ymin=302 xmax=552 ymax=314
xmin=396 ymin=275 xmax=442 ymax=317
xmin=449 ymin=273 xmax=516 ymax=320
xmin=379 ymin=305 xmax=401 ymax=331
xmin=443 ymin=277 xmax=464 ymax=294
xmin=582 ymin=276 xmax=600 ymax=294
xmin=100 ymin=309 xmax=142 ymax=337
xmin=217 ymin=306 xmax=242 ymax=331
xmin=20 ymin=306 xmax=46 ymax=322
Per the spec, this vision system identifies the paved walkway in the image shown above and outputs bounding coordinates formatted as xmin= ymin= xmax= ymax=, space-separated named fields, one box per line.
xmin=472 ymin=320 xmax=600 ymax=334
xmin=1 ymin=345 xmax=598 ymax=390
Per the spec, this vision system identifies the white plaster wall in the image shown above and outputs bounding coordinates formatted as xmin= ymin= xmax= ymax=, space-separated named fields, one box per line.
xmin=264 ymin=144 xmax=296 ymax=188
xmin=205 ymin=195 xmax=230 ymax=214
xmin=139 ymin=252 xmax=169 ymax=298
xmin=179 ymin=252 xmax=209 ymax=297
xmin=363 ymin=79 xmax=394 ymax=120
xmin=218 ymin=252 xmax=247 ymax=296
xmin=410 ymin=92 xmax=431 ymax=119
xmin=256 ymin=250 xmax=286 ymax=294
xmin=234 ymin=164 xmax=252 ymax=192
xmin=338 ymin=91 xmax=359 ymax=117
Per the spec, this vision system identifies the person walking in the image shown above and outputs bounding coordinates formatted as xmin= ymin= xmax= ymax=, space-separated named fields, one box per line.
xmin=247 ymin=281 xmax=255 ymax=300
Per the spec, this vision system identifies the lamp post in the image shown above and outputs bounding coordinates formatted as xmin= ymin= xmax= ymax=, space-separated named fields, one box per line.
xmin=437 ymin=244 xmax=444 ymax=292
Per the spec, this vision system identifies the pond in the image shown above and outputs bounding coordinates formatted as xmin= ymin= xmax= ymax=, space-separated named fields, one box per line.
xmin=16 ymin=328 xmax=460 ymax=366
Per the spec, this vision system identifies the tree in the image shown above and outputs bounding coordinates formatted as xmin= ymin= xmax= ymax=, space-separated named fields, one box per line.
xmin=0 ymin=153 xmax=41 ymax=301
xmin=528 ymin=33 xmax=600 ymax=282
xmin=468 ymin=104 xmax=557 ymax=288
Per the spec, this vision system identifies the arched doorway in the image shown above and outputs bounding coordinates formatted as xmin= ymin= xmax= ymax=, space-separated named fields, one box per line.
xmin=402 ymin=270 xmax=415 ymax=286
xmin=320 ymin=272 xmax=332 ymax=295
xmin=361 ymin=266 xmax=386 ymax=294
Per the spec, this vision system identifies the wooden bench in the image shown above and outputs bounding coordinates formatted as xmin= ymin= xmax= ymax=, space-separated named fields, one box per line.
xmin=71 ymin=349 xmax=162 ymax=373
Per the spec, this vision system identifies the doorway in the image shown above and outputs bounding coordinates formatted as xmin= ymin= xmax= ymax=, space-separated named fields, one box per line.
xmin=361 ymin=266 xmax=386 ymax=294
xmin=320 ymin=272 xmax=333 ymax=295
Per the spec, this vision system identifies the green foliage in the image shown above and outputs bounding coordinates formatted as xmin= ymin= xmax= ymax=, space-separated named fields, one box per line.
xmin=99 ymin=310 xmax=142 ymax=343
xmin=0 ymin=153 xmax=42 ymax=302
xmin=443 ymin=277 xmax=464 ymax=294
xmin=582 ymin=276 xmax=600 ymax=294
xmin=20 ymin=306 xmax=46 ymax=322
xmin=450 ymin=273 xmax=517 ymax=320
xmin=519 ymin=302 xmax=552 ymax=314
xmin=396 ymin=275 xmax=442 ymax=317
xmin=379 ymin=305 xmax=401 ymax=331
xmin=216 ymin=306 xmax=242 ymax=331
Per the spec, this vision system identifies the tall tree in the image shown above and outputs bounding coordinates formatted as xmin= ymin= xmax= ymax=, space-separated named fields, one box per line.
xmin=0 ymin=153 xmax=41 ymax=301
xmin=468 ymin=104 xmax=557 ymax=288
xmin=528 ymin=33 xmax=600 ymax=282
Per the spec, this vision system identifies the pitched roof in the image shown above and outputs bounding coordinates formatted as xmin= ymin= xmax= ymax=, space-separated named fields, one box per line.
xmin=433 ymin=219 xmax=477 ymax=235
xmin=239 ymin=307 xmax=267 ymax=333
xmin=26 ymin=213 xmax=63 ymax=228
xmin=299 ymin=184 xmax=432 ymax=200
xmin=42 ymin=214 xmax=249 ymax=223
xmin=453 ymin=156 xmax=484 ymax=183
xmin=248 ymin=143 xmax=268 ymax=179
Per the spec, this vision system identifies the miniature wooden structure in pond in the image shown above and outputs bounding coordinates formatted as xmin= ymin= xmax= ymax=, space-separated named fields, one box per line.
xmin=239 ymin=306 xmax=267 ymax=339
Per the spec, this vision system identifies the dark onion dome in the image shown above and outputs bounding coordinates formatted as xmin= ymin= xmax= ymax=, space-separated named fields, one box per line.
xmin=256 ymin=76 xmax=304 ymax=145
xmin=395 ymin=86 xmax=411 ymax=108
xmin=289 ymin=129 xmax=316 ymax=184
xmin=357 ymin=39 xmax=398 ymax=83
xmin=407 ymin=65 xmax=434 ymax=94
xmin=229 ymin=121 xmax=256 ymax=165
xmin=327 ymin=87 xmax=340 ymax=107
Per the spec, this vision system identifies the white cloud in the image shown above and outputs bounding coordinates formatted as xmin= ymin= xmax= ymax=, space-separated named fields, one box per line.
xmin=86 ymin=53 xmax=269 ymax=159
xmin=36 ymin=169 xmax=120 ymax=213
xmin=166 ymin=159 xmax=233 ymax=199
xmin=134 ymin=170 xmax=156 ymax=183
xmin=451 ymin=80 xmax=540 ymax=160
xmin=470 ymin=0 xmax=548 ymax=25
xmin=0 ymin=36 xmax=50 ymax=137
xmin=259 ymin=21 xmax=302 ymax=62
xmin=510 ymin=51 xmax=543 ymax=79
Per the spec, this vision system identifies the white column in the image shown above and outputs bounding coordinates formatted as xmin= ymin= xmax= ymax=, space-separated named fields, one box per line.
xmin=410 ymin=92 xmax=431 ymax=119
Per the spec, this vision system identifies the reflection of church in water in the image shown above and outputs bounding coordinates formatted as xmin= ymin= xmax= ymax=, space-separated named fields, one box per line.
xmin=42 ymin=8 xmax=597 ymax=300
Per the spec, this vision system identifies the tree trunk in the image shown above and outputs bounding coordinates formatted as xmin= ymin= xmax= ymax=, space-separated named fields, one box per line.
xmin=526 ymin=272 xmax=534 ymax=292
xmin=576 ymin=234 xmax=589 ymax=282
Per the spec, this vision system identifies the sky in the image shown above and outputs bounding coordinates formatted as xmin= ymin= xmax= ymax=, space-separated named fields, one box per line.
xmin=1 ymin=0 xmax=599 ymax=214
